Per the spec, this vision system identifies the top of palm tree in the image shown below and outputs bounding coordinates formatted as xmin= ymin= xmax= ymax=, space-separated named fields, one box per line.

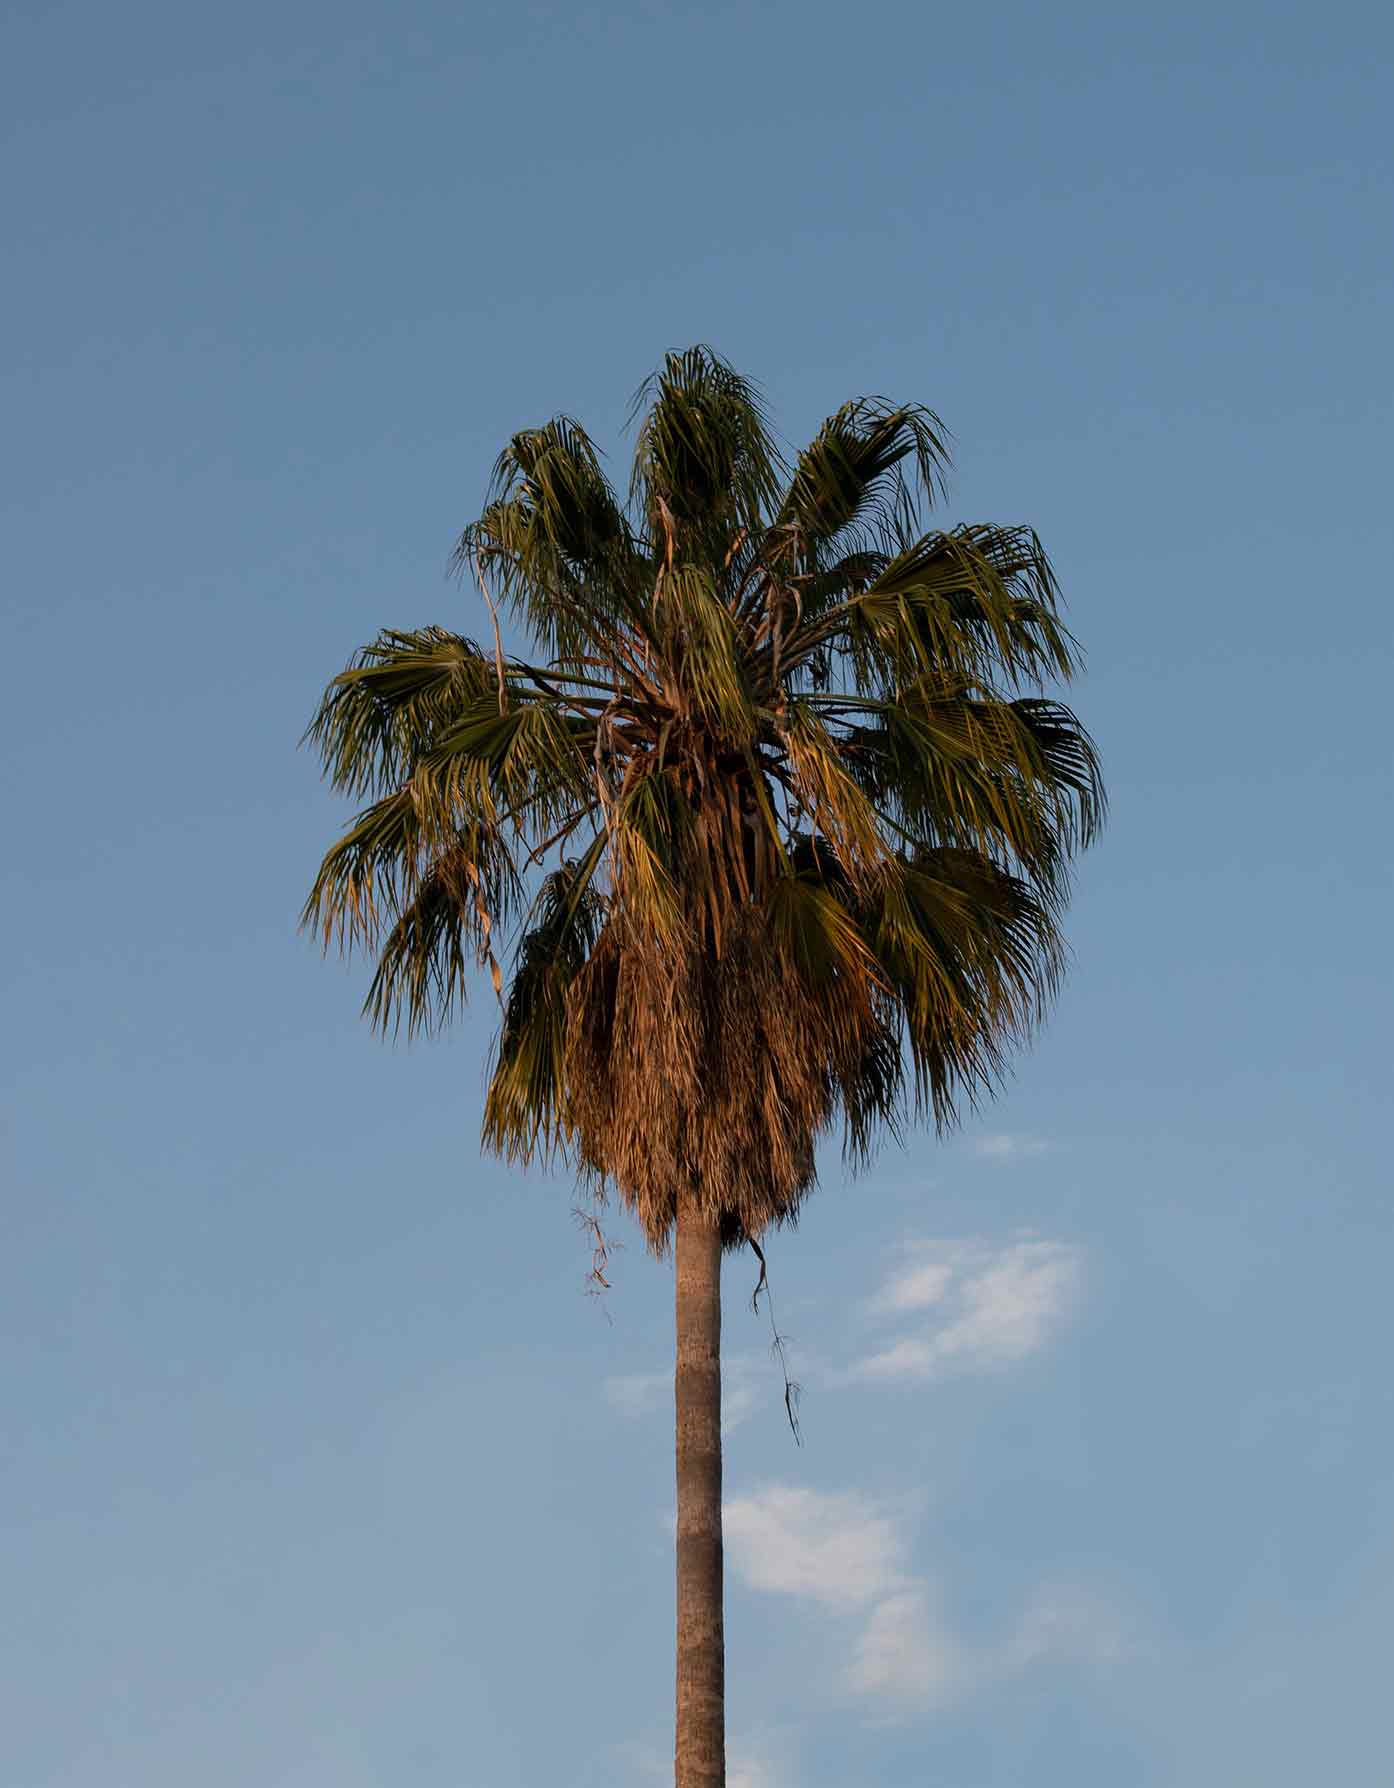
xmin=303 ymin=348 xmax=1104 ymax=1250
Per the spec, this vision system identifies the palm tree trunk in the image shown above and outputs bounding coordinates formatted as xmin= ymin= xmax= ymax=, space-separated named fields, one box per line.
xmin=674 ymin=1199 xmax=724 ymax=1788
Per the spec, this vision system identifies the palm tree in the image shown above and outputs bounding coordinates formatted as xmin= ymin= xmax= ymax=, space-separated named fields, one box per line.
xmin=303 ymin=348 xmax=1103 ymax=1788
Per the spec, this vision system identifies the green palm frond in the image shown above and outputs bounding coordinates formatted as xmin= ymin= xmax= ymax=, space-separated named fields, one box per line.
xmin=362 ymin=828 xmax=520 ymax=1036
xmin=763 ymin=865 xmax=877 ymax=988
xmin=631 ymin=346 xmax=784 ymax=547
xmin=780 ymin=399 xmax=951 ymax=562
xmin=779 ymin=701 xmax=892 ymax=883
xmin=304 ymin=787 xmax=433 ymax=951
xmin=455 ymin=417 xmax=654 ymax=669
xmin=833 ymin=679 xmax=1104 ymax=896
xmin=304 ymin=628 xmax=499 ymax=797
xmin=800 ymin=523 xmax=1079 ymax=692
xmin=421 ymin=695 xmax=597 ymax=832
xmin=303 ymin=348 xmax=1103 ymax=1250
xmin=482 ymin=859 xmax=607 ymax=1157
xmin=858 ymin=848 xmax=1061 ymax=1123
xmin=652 ymin=562 xmax=755 ymax=735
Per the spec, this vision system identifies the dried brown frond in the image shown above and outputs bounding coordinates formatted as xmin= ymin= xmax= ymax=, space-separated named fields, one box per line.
xmin=564 ymin=902 xmax=895 ymax=1251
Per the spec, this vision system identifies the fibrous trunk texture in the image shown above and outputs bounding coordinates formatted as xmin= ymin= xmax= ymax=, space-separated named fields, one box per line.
xmin=674 ymin=1201 xmax=724 ymax=1788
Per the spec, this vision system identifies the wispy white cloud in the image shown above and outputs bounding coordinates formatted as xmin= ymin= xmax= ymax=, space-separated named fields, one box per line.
xmin=725 ymin=1484 xmax=950 ymax=1712
xmin=866 ymin=1253 xmax=961 ymax=1316
xmin=725 ymin=1485 xmax=906 ymax=1612
xmin=969 ymin=1133 xmax=1053 ymax=1163
xmin=928 ymin=1242 xmax=1082 ymax=1372
xmin=841 ymin=1335 xmax=940 ymax=1381
xmin=847 ymin=1238 xmax=1083 ymax=1384
xmin=607 ymin=1234 xmax=1082 ymax=1423
xmin=849 ymin=1585 xmax=962 ymax=1708
xmin=724 ymin=1482 xmax=1127 ymax=1719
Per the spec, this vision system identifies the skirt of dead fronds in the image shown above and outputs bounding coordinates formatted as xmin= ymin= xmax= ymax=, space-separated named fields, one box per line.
xmin=564 ymin=910 xmax=899 ymax=1253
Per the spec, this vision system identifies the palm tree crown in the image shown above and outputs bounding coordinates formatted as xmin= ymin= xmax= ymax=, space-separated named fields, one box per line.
xmin=304 ymin=347 xmax=1103 ymax=1251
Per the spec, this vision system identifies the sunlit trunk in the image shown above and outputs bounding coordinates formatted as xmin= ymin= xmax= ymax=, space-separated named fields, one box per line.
xmin=674 ymin=1200 xmax=724 ymax=1788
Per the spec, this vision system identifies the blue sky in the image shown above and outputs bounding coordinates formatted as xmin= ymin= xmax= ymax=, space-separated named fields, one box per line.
xmin=3 ymin=1 xmax=1391 ymax=1783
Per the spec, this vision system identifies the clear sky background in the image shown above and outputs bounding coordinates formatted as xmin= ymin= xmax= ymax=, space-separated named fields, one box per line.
xmin=3 ymin=2 xmax=1391 ymax=1784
